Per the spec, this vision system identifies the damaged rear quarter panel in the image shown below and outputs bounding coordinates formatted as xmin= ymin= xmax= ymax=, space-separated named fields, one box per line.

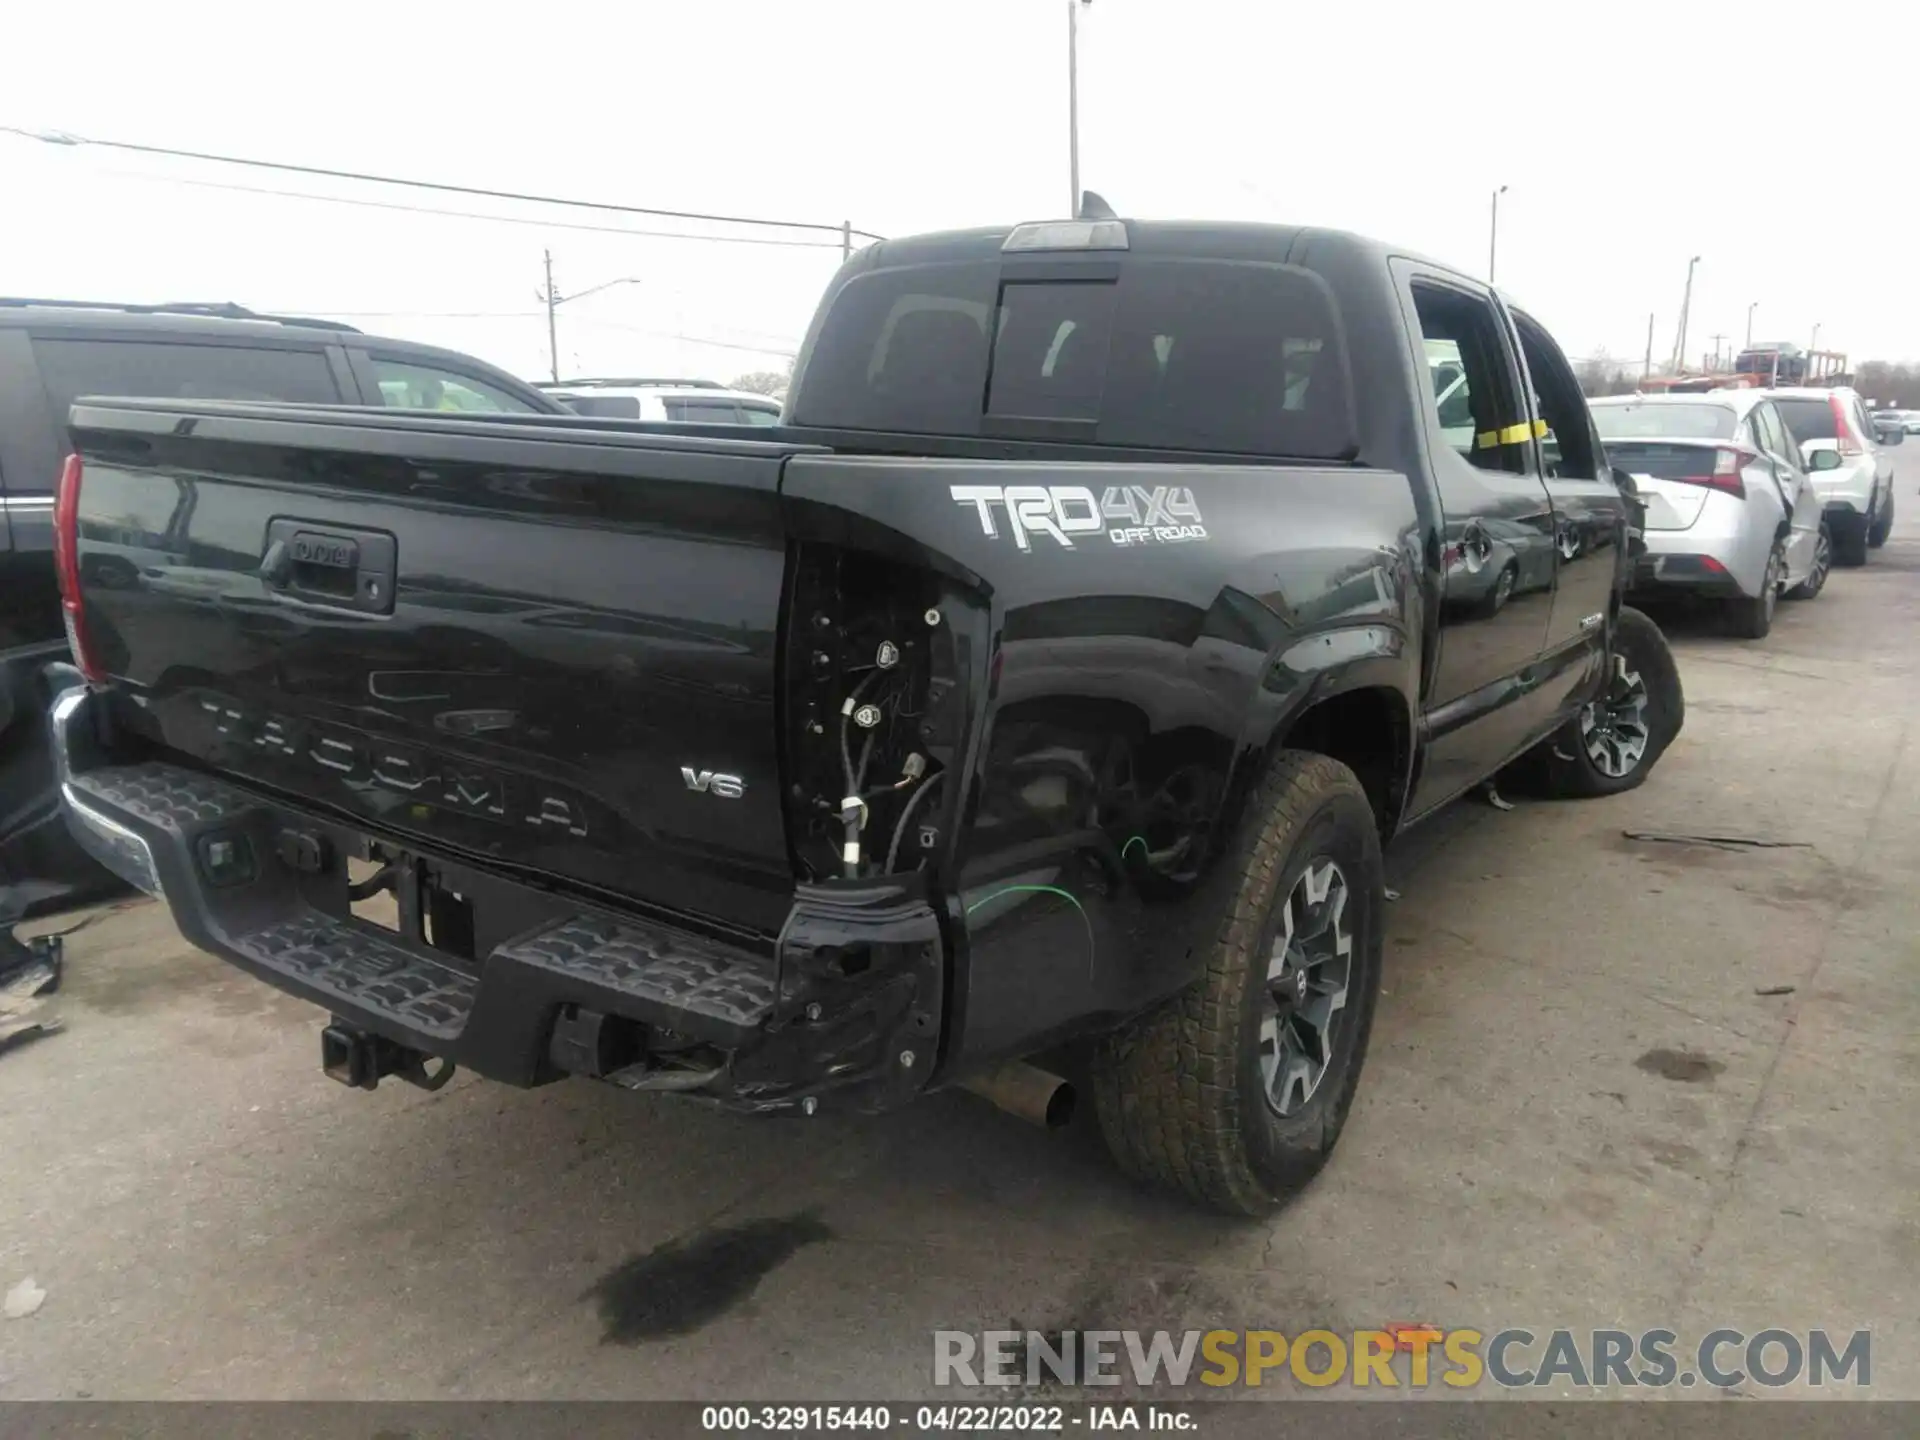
xmin=779 ymin=453 xmax=1421 ymax=1074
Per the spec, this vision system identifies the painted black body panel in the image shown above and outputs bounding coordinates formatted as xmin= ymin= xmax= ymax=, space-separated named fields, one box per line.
xmin=57 ymin=218 xmax=1629 ymax=1097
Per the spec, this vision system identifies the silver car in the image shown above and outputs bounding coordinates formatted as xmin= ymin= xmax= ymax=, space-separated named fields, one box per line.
xmin=1590 ymin=392 xmax=1828 ymax=640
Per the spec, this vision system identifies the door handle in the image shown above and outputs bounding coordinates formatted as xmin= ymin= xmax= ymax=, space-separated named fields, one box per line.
xmin=258 ymin=538 xmax=292 ymax=587
xmin=260 ymin=520 xmax=396 ymax=615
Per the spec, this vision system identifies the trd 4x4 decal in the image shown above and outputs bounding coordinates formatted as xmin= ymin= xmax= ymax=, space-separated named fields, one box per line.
xmin=949 ymin=484 xmax=1207 ymax=551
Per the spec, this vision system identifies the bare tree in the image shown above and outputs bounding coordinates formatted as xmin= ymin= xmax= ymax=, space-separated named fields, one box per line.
xmin=730 ymin=367 xmax=792 ymax=397
xmin=1856 ymin=361 xmax=1920 ymax=409
xmin=1573 ymin=350 xmax=1637 ymax=398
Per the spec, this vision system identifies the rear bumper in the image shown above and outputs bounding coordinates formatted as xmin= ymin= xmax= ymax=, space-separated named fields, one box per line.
xmin=51 ymin=687 xmax=944 ymax=1113
xmin=1631 ymin=488 xmax=1774 ymax=600
xmin=1627 ymin=553 xmax=1748 ymax=599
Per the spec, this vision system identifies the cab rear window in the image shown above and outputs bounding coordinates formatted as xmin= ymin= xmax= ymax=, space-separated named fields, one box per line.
xmin=792 ymin=256 xmax=1355 ymax=459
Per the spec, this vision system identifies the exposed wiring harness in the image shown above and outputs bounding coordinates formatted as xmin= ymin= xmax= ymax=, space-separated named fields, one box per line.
xmin=883 ymin=771 xmax=944 ymax=872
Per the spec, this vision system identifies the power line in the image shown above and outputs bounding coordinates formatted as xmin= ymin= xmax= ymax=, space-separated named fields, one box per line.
xmin=95 ymin=168 xmax=850 ymax=250
xmin=563 ymin=316 xmax=798 ymax=357
xmin=302 ymin=310 xmax=546 ymax=319
xmin=3 ymin=124 xmax=885 ymax=241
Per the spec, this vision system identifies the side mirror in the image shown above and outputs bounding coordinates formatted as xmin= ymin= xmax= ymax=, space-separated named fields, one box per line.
xmin=1878 ymin=426 xmax=1905 ymax=447
xmin=1809 ymin=449 xmax=1844 ymax=471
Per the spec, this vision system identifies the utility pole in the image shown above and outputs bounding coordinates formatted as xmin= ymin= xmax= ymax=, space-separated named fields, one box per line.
xmin=1671 ymin=255 xmax=1701 ymax=373
xmin=1643 ymin=311 xmax=1655 ymax=381
xmin=1746 ymin=301 xmax=1758 ymax=349
xmin=537 ymin=259 xmax=646 ymax=386
xmin=1708 ymin=333 xmax=1728 ymax=372
xmin=1489 ymin=184 xmax=1508 ymax=284
xmin=1067 ymin=0 xmax=1089 ymax=216
xmin=841 ymin=220 xmax=852 ymax=263
xmin=541 ymin=250 xmax=559 ymax=384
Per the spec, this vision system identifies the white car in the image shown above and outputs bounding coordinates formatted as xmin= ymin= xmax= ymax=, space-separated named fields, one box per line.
xmin=1765 ymin=387 xmax=1900 ymax=564
xmin=1591 ymin=392 xmax=1828 ymax=640
xmin=538 ymin=378 xmax=783 ymax=425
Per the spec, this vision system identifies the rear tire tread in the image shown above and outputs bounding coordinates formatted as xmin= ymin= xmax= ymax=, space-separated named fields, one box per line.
xmin=1091 ymin=751 xmax=1381 ymax=1217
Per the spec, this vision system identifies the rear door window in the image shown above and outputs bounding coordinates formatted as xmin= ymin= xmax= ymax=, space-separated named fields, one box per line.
xmin=33 ymin=337 xmax=342 ymax=415
xmin=791 ymin=254 xmax=1354 ymax=458
xmin=368 ymin=357 xmax=539 ymax=413
xmin=1512 ymin=312 xmax=1599 ymax=479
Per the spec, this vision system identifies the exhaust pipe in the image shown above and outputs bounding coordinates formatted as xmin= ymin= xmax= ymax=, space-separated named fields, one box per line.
xmin=960 ymin=1061 xmax=1076 ymax=1129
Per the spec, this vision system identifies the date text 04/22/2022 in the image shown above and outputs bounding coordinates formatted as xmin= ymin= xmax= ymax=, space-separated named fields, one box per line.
xmin=699 ymin=1405 xmax=1192 ymax=1432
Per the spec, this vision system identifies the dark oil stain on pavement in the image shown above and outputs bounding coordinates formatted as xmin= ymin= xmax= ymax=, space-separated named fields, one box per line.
xmin=588 ymin=1211 xmax=832 ymax=1344
xmin=1635 ymin=1047 xmax=1724 ymax=1084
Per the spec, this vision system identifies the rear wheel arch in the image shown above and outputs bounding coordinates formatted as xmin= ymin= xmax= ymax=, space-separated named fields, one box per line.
xmin=1269 ymin=684 xmax=1413 ymax=840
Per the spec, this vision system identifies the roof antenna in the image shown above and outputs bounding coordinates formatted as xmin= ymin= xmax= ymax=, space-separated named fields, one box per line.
xmin=1077 ymin=190 xmax=1117 ymax=221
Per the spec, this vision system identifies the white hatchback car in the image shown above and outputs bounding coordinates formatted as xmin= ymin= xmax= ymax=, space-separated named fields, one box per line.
xmin=1766 ymin=387 xmax=1901 ymax=565
xmin=1591 ymin=392 xmax=1828 ymax=640
xmin=538 ymin=378 xmax=784 ymax=425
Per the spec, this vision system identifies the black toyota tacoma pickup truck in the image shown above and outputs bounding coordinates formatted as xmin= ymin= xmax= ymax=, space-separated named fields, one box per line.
xmin=49 ymin=214 xmax=1680 ymax=1214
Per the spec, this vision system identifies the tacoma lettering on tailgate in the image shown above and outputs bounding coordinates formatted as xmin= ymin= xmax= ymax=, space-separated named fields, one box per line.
xmin=192 ymin=693 xmax=590 ymax=838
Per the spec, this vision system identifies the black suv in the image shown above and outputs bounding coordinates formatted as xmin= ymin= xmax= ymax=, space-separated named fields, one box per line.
xmin=0 ymin=299 xmax=562 ymax=914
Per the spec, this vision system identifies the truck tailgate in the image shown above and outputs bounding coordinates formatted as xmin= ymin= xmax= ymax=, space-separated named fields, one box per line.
xmin=67 ymin=403 xmax=803 ymax=936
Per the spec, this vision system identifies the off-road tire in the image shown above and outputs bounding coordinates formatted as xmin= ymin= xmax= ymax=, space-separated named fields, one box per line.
xmin=1090 ymin=751 xmax=1384 ymax=1216
xmin=1505 ymin=606 xmax=1683 ymax=800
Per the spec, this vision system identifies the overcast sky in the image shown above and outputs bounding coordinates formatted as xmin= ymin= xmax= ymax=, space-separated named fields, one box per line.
xmin=7 ymin=0 xmax=1915 ymax=386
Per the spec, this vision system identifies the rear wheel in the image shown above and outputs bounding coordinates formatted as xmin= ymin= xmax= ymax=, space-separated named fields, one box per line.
xmin=1091 ymin=751 xmax=1384 ymax=1216
xmin=1481 ymin=561 xmax=1517 ymax=617
xmin=1833 ymin=512 xmax=1870 ymax=567
xmin=1869 ymin=491 xmax=1894 ymax=548
xmin=1724 ymin=542 xmax=1782 ymax=640
xmin=1786 ymin=526 xmax=1831 ymax=600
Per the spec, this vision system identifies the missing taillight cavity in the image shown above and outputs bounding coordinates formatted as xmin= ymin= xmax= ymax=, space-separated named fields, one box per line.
xmin=784 ymin=546 xmax=965 ymax=881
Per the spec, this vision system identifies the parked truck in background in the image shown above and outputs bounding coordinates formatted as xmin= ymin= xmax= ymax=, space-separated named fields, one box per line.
xmin=48 ymin=213 xmax=1682 ymax=1214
